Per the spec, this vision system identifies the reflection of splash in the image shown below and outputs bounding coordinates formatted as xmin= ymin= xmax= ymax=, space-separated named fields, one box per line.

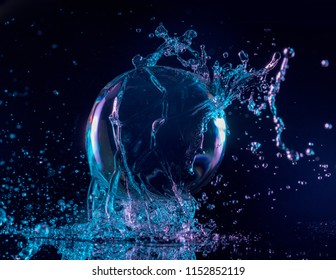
xmin=13 ymin=228 xmax=261 ymax=260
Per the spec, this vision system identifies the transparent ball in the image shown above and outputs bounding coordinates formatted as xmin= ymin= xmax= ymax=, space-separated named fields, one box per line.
xmin=86 ymin=66 xmax=226 ymax=199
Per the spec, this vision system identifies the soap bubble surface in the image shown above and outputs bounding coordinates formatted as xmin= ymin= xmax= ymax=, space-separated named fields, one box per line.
xmin=86 ymin=66 xmax=226 ymax=200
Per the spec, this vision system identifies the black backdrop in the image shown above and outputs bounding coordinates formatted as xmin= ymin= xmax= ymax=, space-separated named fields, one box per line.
xmin=1 ymin=0 xmax=336 ymax=259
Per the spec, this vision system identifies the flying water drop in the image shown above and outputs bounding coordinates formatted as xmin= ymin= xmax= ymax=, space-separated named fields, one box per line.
xmin=84 ymin=24 xmax=303 ymax=244
xmin=321 ymin=59 xmax=329 ymax=67
xmin=324 ymin=123 xmax=333 ymax=129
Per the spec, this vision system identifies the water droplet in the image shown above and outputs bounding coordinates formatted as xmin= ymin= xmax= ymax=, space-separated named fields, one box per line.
xmin=283 ymin=47 xmax=295 ymax=58
xmin=250 ymin=141 xmax=261 ymax=154
xmin=286 ymin=150 xmax=300 ymax=162
xmin=222 ymin=52 xmax=229 ymax=58
xmin=305 ymin=148 xmax=315 ymax=156
xmin=53 ymin=90 xmax=59 ymax=96
xmin=148 ymin=33 xmax=155 ymax=38
xmin=34 ymin=223 xmax=50 ymax=235
xmin=238 ymin=50 xmax=249 ymax=65
xmin=47 ymin=168 xmax=55 ymax=177
xmin=232 ymin=155 xmax=238 ymax=161
xmin=201 ymin=192 xmax=208 ymax=202
xmin=136 ymin=28 xmax=142 ymax=33
xmin=57 ymin=200 xmax=66 ymax=211
xmin=207 ymin=204 xmax=215 ymax=210
xmin=0 ymin=208 xmax=7 ymax=225
xmin=324 ymin=123 xmax=333 ymax=130
xmin=213 ymin=174 xmax=223 ymax=185
xmin=319 ymin=164 xmax=329 ymax=170
xmin=321 ymin=59 xmax=329 ymax=67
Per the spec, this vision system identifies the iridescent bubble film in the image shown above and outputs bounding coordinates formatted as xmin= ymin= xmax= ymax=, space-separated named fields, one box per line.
xmin=86 ymin=66 xmax=226 ymax=202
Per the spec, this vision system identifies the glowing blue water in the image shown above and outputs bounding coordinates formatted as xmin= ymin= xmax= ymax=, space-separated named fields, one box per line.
xmin=1 ymin=24 xmax=304 ymax=259
xmin=86 ymin=66 xmax=227 ymax=241
xmin=84 ymin=24 xmax=299 ymax=242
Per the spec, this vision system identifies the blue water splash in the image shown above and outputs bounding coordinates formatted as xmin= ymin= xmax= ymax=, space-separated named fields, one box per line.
xmin=1 ymin=24 xmax=305 ymax=260
xmin=84 ymin=24 xmax=301 ymax=250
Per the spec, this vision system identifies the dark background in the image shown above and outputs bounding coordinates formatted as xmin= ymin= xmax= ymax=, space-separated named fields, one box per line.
xmin=1 ymin=0 xmax=336 ymax=259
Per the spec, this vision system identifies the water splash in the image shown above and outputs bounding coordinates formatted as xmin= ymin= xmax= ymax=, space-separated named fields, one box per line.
xmin=86 ymin=65 xmax=226 ymax=244
xmin=132 ymin=24 xmax=300 ymax=161
xmin=1 ymin=24 xmax=307 ymax=259
xmin=83 ymin=24 xmax=302 ymax=250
